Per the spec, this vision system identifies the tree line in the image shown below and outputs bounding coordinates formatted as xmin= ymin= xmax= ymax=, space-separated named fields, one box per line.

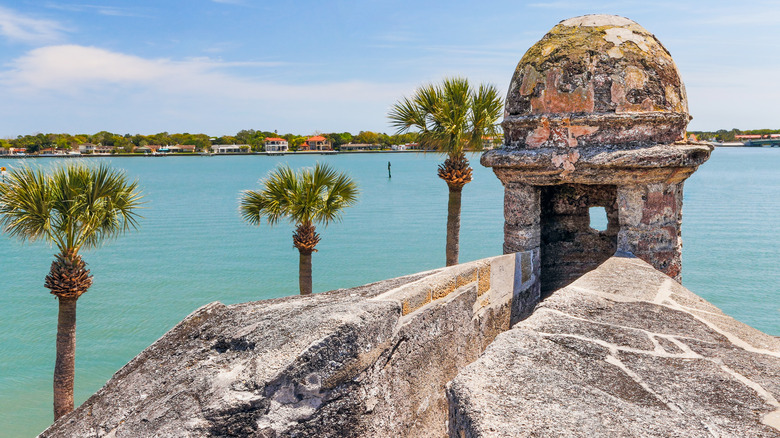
xmin=0 ymin=130 xmax=420 ymax=153
xmin=689 ymin=128 xmax=780 ymax=142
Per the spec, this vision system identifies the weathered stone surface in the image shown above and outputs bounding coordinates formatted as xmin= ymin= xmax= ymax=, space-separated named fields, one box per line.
xmin=37 ymin=252 xmax=780 ymax=437
xmin=41 ymin=253 xmax=539 ymax=438
xmin=447 ymin=256 xmax=780 ymax=437
xmin=539 ymin=184 xmax=618 ymax=293
xmin=502 ymin=14 xmax=689 ymax=149
xmin=482 ymin=14 xmax=712 ymax=291
xmin=482 ymin=142 xmax=712 ymax=186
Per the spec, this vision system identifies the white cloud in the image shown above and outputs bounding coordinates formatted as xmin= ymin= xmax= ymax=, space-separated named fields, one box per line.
xmin=0 ymin=44 xmax=413 ymax=136
xmin=0 ymin=6 xmax=68 ymax=44
xmin=1 ymin=45 xmax=403 ymax=101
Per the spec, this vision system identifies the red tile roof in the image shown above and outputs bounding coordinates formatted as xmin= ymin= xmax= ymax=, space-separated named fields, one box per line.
xmin=265 ymin=137 xmax=287 ymax=142
xmin=308 ymin=136 xmax=326 ymax=141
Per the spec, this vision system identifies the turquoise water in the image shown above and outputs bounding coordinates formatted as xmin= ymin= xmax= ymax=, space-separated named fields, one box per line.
xmin=0 ymin=149 xmax=778 ymax=436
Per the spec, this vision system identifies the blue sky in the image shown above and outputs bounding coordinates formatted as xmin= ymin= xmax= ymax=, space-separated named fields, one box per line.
xmin=0 ymin=0 xmax=778 ymax=137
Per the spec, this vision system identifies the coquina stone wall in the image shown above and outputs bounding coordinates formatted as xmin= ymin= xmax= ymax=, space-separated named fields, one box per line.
xmin=482 ymin=14 xmax=712 ymax=293
xmin=447 ymin=256 xmax=780 ymax=437
xmin=41 ymin=252 xmax=539 ymax=437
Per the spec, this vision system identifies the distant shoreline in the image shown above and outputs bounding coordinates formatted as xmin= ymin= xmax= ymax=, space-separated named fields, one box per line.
xmin=4 ymin=145 xmax=778 ymax=160
xmin=0 ymin=149 xmax=440 ymax=159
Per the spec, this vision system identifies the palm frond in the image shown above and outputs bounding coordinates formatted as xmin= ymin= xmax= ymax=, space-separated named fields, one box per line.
xmin=468 ymin=83 xmax=504 ymax=149
xmin=388 ymin=96 xmax=428 ymax=134
xmin=239 ymin=163 xmax=358 ymax=229
xmin=0 ymin=163 xmax=143 ymax=253
xmin=0 ymin=165 xmax=54 ymax=243
xmin=387 ymin=76 xmax=503 ymax=157
xmin=240 ymin=164 xmax=296 ymax=226
xmin=317 ymin=165 xmax=359 ymax=225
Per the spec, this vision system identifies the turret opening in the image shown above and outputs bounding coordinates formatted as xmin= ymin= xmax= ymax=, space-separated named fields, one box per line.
xmin=589 ymin=207 xmax=608 ymax=231
xmin=540 ymin=184 xmax=619 ymax=296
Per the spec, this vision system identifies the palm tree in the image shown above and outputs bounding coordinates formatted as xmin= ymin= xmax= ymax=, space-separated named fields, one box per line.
xmin=389 ymin=77 xmax=503 ymax=266
xmin=0 ymin=163 xmax=142 ymax=421
xmin=240 ymin=163 xmax=358 ymax=295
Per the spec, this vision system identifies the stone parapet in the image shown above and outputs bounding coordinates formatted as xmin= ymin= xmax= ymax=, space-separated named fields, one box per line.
xmin=40 ymin=252 xmax=539 ymax=438
xmin=447 ymin=256 xmax=780 ymax=437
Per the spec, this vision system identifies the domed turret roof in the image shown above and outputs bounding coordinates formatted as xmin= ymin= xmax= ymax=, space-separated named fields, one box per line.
xmin=502 ymin=14 xmax=691 ymax=148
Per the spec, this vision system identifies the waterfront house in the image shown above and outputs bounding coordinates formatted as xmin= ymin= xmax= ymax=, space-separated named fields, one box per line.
xmin=177 ymin=144 xmax=197 ymax=153
xmin=95 ymin=144 xmax=114 ymax=154
xmin=482 ymin=136 xmax=502 ymax=150
xmin=264 ymin=137 xmax=289 ymax=152
xmin=340 ymin=143 xmax=380 ymax=151
xmin=79 ymin=143 xmax=98 ymax=154
xmin=135 ymin=145 xmax=161 ymax=154
xmin=406 ymin=142 xmax=433 ymax=151
xmin=304 ymin=136 xmax=332 ymax=151
xmin=38 ymin=148 xmax=63 ymax=155
xmin=211 ymin=144 xmax=243 ymax=154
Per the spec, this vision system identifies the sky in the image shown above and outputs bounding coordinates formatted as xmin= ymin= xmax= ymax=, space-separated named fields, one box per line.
xmin=0 ymin=0 xmax=778 ymax=138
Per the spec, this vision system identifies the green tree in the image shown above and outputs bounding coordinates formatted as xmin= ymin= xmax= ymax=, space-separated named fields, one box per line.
xmin=325 ymin=132 xmax=353 ymax=148
xmin=91 ymin=131 xmax=114 ymax=146
xmin=389 ymin=77 xmax=503 ymax=266
xmin=284 ymin=135 xmax=306 ymax=151
xmin=235 ymin=129 xmax=259 ymax=145
xmin=0 ymin=163 xmax=143 ymax=420
xmin=354 ymin=130 xmax=379 ymax=144
xmin=239 ymin=163 xmax=358 ymax=295
xmin=55 ymin=135 xmax=74 ymax=151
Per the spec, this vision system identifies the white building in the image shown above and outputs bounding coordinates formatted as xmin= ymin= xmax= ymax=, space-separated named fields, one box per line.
xmin=79 ymin=143 xmax=98 ymax=153
xmin=211 ymin=144 xmax=243 ymax=154
xmin=263 ymin=137 xmax=289 ymax=152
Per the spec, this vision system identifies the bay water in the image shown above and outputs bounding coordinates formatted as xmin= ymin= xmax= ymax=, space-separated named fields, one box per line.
xmin=1 ymin=149 xmax=778 ymax=436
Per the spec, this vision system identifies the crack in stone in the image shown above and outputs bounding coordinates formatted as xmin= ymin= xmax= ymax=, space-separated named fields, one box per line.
xmin=664 ymin=297 xmax=780 ymax=359
xmin=717 ymin=363 xmax=780 ymax=432
xmin=536 ymin=308 xmax=712 ymax=354
xmin=567 ymin=285 xmax=645 ymax=303
xmin=603 ymin=353 xmax=682 ymax=413
xmin=652 ymin=278 xmax=674 ymax=304
xmin=537 ymin=331 xmax=700 ymax=361
xmin=536 ymin=329 xmax=685 ymax=413
xmin=538 ymin=281 xmax=780 ymax=434
xmin=540 ymin=329 xmax=780 ymax=433
xmin=567 ymin=284 xmax=780 ymax=359
xmin=672 ymin=304 xmax=724 ymax=317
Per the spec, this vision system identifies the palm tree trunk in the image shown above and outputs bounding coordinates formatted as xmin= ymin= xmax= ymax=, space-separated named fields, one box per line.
xmin=53 ymin=296 xmax=77 ymax=420
xmin=299 ymin=250 xmax=313 ymax=295
xmin=292 ymin=223 xmax=319 ymax=295
xmin=446 ymin=186 xmax=462 ymax=266
xmin=438 ymin=153 xmax=472 ymax=267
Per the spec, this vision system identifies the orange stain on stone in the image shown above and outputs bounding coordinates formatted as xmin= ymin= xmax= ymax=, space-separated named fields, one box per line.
xmin=529 ymin=68 xmax=595 ymax=115
xmin=525 ymin=117 xmax=551 ymax=147
xmin=568 ymin=125 xmax=599 ymax=141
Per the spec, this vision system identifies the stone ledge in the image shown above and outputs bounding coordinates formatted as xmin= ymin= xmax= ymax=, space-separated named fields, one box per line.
xmin=482 ymin=143 xmax=713 ymax=185
xmin=447 ymin=256 xmax=780 ymax=438
xmin=40 ymin=253 xmax=539 ymax=438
